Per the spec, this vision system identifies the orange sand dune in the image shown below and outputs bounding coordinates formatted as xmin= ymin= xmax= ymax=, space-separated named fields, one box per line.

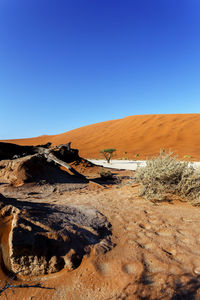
xmin=2 ymin=114 xmax=200 ymax=160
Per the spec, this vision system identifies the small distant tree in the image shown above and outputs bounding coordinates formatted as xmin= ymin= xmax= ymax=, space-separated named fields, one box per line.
xmin=100 ymin=148 xmax=116 ymax=163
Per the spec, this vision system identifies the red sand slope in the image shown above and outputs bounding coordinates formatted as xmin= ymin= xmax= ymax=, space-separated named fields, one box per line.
xmin=2 ymin=114 xmax=200 ymax=160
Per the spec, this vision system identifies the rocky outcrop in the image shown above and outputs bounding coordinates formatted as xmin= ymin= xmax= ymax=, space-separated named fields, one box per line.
xmin=0 ymin=154 xmax=87 ymax=186
xmin=0 ymin=194 xmax=112 ymax=276
xmin=0 ymin=141 xmax=78 ymax=163
xmin=0 ymin=142 xmax=36 ymax=160
xmin=0 ymin=142 xmax=88 ymax=186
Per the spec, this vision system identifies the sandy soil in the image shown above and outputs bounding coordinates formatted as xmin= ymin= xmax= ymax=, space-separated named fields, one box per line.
xmin=1 ymin=168 xmax=200 ymax=299
xmin=1 ymin=114 xmax=200 ymax=299
xmin=2 ymin=113 xmax=200 ymax=160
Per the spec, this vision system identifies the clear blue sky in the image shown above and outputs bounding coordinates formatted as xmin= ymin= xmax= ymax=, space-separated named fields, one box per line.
xmin=0 ymin=0 xmax=200 ymax=139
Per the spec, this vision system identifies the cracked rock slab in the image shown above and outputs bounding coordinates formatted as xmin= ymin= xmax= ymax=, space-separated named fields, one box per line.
xmin=0 ymin=194 xmax=113 ymax=276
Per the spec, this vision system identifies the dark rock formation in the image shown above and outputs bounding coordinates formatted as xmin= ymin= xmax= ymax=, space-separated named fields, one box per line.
xmin=0 ymin=141 xmax=79 ymax=163
xmin=0 ymin=142 xmax=88 ymax=185
xmin=0 ymin=142 xmax=36 ymax=160
xmin=52 ymin=144 xmax=79 ymax=163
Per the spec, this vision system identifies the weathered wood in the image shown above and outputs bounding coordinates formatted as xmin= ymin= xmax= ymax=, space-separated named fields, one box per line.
xmin=46 ymin=153 xmax=87 ymax=180
xmin=46 ymin=153 xmax=72 ymax=170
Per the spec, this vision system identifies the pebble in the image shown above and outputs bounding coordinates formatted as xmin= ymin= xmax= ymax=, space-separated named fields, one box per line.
xmin=194 ymin=267 xmax=200 ymax=275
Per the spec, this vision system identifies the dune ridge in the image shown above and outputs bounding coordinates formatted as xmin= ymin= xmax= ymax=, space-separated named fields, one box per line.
xmin=2 ymin=114 xmax=200 ymax=160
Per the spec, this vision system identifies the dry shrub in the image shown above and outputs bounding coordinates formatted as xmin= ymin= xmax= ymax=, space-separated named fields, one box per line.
xmin=136 ymin=151 xmax=200 ymax=205
xmin=99 ymin=168 xmax=114 ymax=180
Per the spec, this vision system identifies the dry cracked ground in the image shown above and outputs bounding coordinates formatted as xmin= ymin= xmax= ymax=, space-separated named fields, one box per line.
xmin=1 ymin=168 xmax=200 ymax=300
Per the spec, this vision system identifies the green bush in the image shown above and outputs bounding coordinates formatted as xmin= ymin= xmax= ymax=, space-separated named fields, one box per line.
xmin=183 ymin=154 xmax=193 ymax=159
xmin=136 ymin=151 xmax=200 ymax=205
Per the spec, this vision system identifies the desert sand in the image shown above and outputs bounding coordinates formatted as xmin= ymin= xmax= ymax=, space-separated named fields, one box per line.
xmin=1 ymin=114 xmax=200 ymax=299
xmin=1 ymin=171 xmax=200 ymax=299
xmin=2 ymin=114 xmax=200 ymax=160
